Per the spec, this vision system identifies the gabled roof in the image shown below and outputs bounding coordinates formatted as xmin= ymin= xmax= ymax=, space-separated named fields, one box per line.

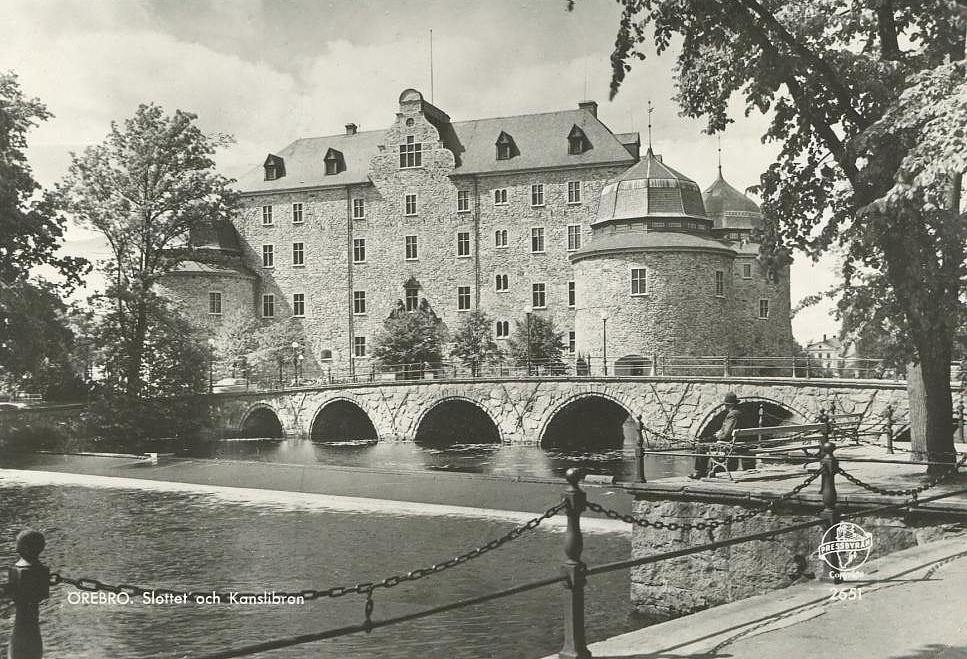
xmin=235 ymin=105 xmax=635 ymax=193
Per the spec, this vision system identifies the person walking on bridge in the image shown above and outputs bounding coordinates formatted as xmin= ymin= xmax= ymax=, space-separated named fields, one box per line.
xmin=690 ymin=391 xmax=743 ymax=479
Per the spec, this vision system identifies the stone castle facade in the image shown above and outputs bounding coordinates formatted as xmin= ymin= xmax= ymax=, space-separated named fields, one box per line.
xmin=157 ymin=88 xmax=794 ymax=376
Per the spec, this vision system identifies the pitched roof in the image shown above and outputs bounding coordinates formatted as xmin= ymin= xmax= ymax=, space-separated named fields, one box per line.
xmin=235 ymin=106 xmax=635 ymax=193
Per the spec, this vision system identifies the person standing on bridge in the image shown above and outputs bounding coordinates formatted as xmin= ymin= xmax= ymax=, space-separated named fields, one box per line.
xmin=690 ymin=391 xmax=745 ymax=479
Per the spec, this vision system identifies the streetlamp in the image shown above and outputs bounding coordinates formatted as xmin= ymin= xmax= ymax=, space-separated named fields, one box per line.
xmin=601 ymin=311 xmax=609 ymax=376
xmin=525 ymin=307 xmax=533 ymax=377
xmin=291 ymin=341 xmax=302 ymax=386
xmin=207 ymin=338 xmax=215 ymax=393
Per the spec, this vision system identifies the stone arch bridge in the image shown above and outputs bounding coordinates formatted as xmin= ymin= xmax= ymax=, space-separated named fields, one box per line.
xmin=210 ymin=377 xmax=924 ymax=448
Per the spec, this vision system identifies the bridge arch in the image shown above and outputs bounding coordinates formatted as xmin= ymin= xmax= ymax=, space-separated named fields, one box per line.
xmin=310 ymin=397 xmax=379 ymax=442
xmin=238 ymin=404 xmax=285 ymax=438
xmin=413 ymin=396 xmax=502 ymax=446
xmin=539 ymin=391 xmax=637 ymax=450
xmin=694 ymin=396 xmax=806 ymax=439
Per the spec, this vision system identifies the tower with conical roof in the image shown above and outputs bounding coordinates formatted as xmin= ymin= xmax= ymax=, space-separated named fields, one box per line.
xmin=570 ymin=149 xmax=793 ymax=372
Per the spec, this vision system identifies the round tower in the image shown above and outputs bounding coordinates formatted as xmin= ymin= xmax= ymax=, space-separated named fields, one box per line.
xmin=571 ymin=149 xmax=738 ymax=374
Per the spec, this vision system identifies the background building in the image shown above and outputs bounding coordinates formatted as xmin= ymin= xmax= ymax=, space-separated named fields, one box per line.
xmin=159 ymin=88 xmax=794 ymax=378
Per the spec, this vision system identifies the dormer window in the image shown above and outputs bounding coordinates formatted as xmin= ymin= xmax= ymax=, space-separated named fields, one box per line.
xmin=263 ymin=154 xmax=285 ymax=181
xmin=495 ymin=131 xmax=518 ymax=161
xmin=323 ymin=148 xmax=345 ymax=175
xmin=567 ymin=125 xmax=591 ymax=155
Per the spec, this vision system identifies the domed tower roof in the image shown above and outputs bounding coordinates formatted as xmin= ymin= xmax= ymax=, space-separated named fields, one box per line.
xmin=703 ymin=170 xmax=763 ymax=230
xmin=595 ymin=147 xmax=708 ymax=223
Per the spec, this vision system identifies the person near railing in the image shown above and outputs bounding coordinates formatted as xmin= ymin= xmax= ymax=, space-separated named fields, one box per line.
xmin=689 ymin=391 xmax=753 ymax=478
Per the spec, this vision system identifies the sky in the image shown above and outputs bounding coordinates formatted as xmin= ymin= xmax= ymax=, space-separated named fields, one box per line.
xmin=3 ymin=0 xmax=841 ymax=344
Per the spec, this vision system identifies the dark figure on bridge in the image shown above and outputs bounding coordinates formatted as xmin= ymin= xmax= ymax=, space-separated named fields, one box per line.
xmin=690 ymin=392 xmax=754 ymax=479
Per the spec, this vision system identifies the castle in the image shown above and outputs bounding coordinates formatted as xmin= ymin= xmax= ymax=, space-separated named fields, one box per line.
xmin=158 ymin=88 xmax=794 ymax=377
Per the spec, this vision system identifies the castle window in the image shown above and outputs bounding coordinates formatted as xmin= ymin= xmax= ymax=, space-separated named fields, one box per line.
xmin=319 ymin=349 xmax=333 ymax=361
xmin=567 ymin=181 xmax=582 ymax=204
xmin=262 ymin=294 xmax=275 ymax=318
xmin=399 ymin=136 xmax=422 ymax=168
xmin=405 ymin=235 xmax=418 ymax=260
xmin=742 ymin=263 xmax=752 ymax=279
xmin=758 ymin=299 xmax=770 ymax=319
xmin=568 ymin=281 xmax=575 ymax=307
xmin=567 ymin=125 xmax=591 ymax=154
xmin=457 ymin=232 xmax=471 ymax=257
xmin=715 ymin=270 xmax=725 ymax=297
xmin=292 ymin=242 xmax=304 ymax=266
xmin=353 ymin=291 xmax=366 ymax=315
xmin=496 ymin=274 xmax=509 ymax=292
xmin=353 ymin=336 xmax=367 ymax=358
xmin=532 ymin=283 xmax=547 ymax=309
xmin=263 ymin=154 xmax=285 ymax=181
xmin=353 ymin=238 xmax=366 ymax=263
xmin=353 ymin=198 xmax=365 ymax=219
xmin=405 ymin=193 xmax=418 ymax=216
xmin=530 ymin=184 xmax=545 ymax=207
xmin=292 ymin=203 xmax=303 ymax=224
xmin=631 ymin=268 xmax=648 ymax=296
xmin=293 ymin=293 xmax=305 ymax=317
xmin=262 ymin=206 xmax=273 ymax=226
xmin=531 ymin=227 xmax=545 ymax=253
xmin=494 ymin=188 xmax=508 ymax=205
xmin=208 ymin=292 xmax=222 ymax=316
xmin=495 ymin=131 xmax=518 ymax=160
xmin=495 ymin=229 xmax=508 ymax=248
xmin=496 ymin=320 xmax=510 ymax=338
xmin=405 ymin=285 xmax=419 ymax=311
xmin=567 ymin=225 xmax=582 ymax=251
xmin=457 ymin=286 xmax=471 ymax=311
xmin=767 ymin=270 xmax=777 ymax=283
xmin=457 ymin=190 xmax=470 ymax=212
xmin=323 ymin=148 xmax=345 ymax=175
xmin=568 ymin=331 xmax=576 ymax=354
xmin=262 ymin=244 xmax=274 ymax=268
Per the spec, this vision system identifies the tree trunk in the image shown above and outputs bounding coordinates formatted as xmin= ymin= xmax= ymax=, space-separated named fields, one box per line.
xmin=906 ymin=355 xmax=955 ymax=474
xmin=126 ymin=300 xmax=148 ymax=399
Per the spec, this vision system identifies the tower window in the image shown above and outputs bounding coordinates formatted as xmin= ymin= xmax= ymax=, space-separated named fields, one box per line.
xmin=208 ymin=291 xmax=222 ymax=316
xmin=399 ymin=136 xmax=422 ymax=168
xmin=742 ymin=263 xmax=752 ymax=279
xmin=715 ymin=270 xmax=725 ymax=297
xmin=568 ymin=331 xmax=576 ymax=354
xmin=759 ymin=299 xmax=770 ymax=319
xmin=568 ymin=281 xmax=575 ymax=307
xmin=631 ymin=268 xmax=648 ymax=296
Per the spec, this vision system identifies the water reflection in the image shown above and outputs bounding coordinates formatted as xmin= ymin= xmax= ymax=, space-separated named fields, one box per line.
xmin=189 ymin=438 xmax=692 ymax=480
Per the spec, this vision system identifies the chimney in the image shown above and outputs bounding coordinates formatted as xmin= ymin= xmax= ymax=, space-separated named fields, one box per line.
xmin=345 ymin=123 xmax=358 ymax=135
xmin=823 ymin=334 xmax=827 ymax=341
xmin=578 ymin=100 xmax=598 ymax=118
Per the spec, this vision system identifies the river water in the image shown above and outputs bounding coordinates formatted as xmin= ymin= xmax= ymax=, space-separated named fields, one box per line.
xmin=0 ymin=441 xmax=693 ymax=658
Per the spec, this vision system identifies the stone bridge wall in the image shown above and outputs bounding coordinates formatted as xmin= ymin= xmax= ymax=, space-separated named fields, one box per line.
xmin=209 ymin=377 xmax=923 ymax=445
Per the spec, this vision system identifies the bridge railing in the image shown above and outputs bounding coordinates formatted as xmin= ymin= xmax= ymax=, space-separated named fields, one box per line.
xmin=4 ymin=438 xmax=967 ymax=659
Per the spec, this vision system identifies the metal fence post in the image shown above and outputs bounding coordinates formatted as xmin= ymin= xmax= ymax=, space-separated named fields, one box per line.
xmin=559 ymin=468 xmax=590 ymax=659
xmin=958 ymin=402 xmax=964 ymax=444
xmin=885 ymin=404 xmax=894 ymax=454
xmin=6 ymin=530 xmax=49 ymax=659
xmin=723 ymin=354 xmax=730 ymax=377
xmin=635 ymin=415 xmax=646 ymax=483
xmin=819 ymin=440 xmax=842 ymax=584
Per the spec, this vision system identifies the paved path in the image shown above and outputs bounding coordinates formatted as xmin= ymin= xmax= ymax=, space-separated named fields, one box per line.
xmin=542 ymin=535 xmax=967 ymax=659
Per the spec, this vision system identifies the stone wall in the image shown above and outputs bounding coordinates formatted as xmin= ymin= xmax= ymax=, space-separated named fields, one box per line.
xmin=629 ymin=496 xmax=966 ymax=620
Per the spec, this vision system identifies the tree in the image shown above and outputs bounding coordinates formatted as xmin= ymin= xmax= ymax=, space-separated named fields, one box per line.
xmin=507 ymin=314 xmax=565 ymax=371
xmin=249 ymin=318 xmax=305 ymax=386
xmin=372 ymin=299 xmax=448 ymax=378
xmin=583 ymin=0 xmax=967 ymax=471
xmin=450 ymin=310 xmax=502 ymax=376
xmin=59 ymin=104 xmax=237 ymax=398
xmin=213 ymin=309 xmax=262 ymax=379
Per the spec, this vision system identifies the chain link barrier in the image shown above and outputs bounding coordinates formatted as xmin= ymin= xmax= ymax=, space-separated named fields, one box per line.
xmin=837 ymin=453 xmax=967 ymax=497
xmin=46 ymin=500 xmax=566 ymax=605
xmin=586 ymin=469 xmax=822 ymax=532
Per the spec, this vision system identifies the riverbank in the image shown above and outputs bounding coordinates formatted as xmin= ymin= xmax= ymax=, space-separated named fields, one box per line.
xmin=0 ymin=451 xmax=635 ymax=517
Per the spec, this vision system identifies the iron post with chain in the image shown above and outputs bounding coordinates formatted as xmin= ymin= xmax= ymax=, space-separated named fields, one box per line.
xmin=6 ymin=530 xmax=49 ymax=659
xmin=885 ymin=404 xmax=894 ymax=454
xmin=559 ymin=468 xmax=590 ymax=659
xmin=818 ymin=436 xmax=842 ymax=584
xmin=635 ymin=415 xmax=646 ymax=483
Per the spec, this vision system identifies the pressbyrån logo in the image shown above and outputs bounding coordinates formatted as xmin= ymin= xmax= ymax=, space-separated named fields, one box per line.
xmin=817 ymin=522 xmax=873 ymax=572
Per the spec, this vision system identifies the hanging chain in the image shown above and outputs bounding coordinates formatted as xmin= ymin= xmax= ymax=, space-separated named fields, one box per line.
xmin=837 ymin=453 xmax=967 ymax=497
